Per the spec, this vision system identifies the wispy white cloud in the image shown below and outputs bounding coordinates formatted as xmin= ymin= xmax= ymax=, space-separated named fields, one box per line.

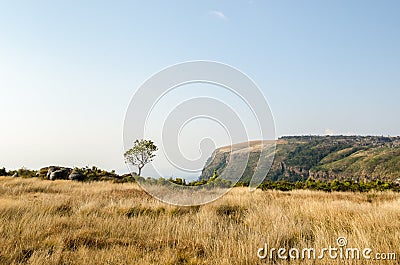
xmin=324 ymin=128 xmax=357 ymax=136
xmin=209 ymin=10 xmax=228 ymax=21
xmin=324 ymin=128 xmax=335 ymax=135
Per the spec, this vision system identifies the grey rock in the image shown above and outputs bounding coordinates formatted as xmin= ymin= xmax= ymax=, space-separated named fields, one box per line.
xmin=49 ymin=168 xmax=71 ymax=180
xmin=46 ymin=166 xmax=59 ymax=179
xmin=68 ymin=171 xmax=84 ymax=181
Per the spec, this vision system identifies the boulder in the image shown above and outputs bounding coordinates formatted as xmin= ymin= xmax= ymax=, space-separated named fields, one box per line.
xmin=46 ymin=166 xmax=59 ymax=179
xmin=49 ymin=168 xmax=71 ymax=180
xmin=68 ymin=171 xmax=84 ymax=181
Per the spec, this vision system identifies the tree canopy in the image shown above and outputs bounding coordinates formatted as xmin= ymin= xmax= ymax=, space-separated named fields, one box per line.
xmin=124 ymin=139 xmax=158 ymax=176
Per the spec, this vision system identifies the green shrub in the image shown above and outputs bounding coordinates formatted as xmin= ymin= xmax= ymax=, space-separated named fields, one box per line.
xmin=0 ymin=167 xmax=7 ymax=176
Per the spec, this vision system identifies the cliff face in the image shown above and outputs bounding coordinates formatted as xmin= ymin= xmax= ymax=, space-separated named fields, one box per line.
xmin=200 ymin=136 xmax=400 ymax=182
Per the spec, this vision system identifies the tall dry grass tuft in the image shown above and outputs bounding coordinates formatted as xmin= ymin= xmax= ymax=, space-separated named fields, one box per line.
xmin=0 ymin=177 xmax=399 ymax=264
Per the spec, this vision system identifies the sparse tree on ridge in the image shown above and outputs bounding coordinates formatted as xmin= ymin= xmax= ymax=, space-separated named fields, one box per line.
xmin=124 ymin=139 xmax=158 ymax=176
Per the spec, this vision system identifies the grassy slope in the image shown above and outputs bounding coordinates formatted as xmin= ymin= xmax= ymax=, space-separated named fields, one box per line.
xmin=1 ymin=177 xmax=400 ymax=264
xmin=314 ymin=147 xmax=400 ymax=178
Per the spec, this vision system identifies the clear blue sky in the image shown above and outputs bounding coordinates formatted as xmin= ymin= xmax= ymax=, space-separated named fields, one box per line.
xmin=1 ymin=0 xmax=399 ymax=174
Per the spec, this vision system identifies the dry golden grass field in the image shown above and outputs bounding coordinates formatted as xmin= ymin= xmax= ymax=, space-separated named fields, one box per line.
xmin=0 ymin=176 xmax=399 ymax=264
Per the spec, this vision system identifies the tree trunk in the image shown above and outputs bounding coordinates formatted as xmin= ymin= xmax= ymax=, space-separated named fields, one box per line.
xmin=138 ymin=166 xmax=142 ymax=176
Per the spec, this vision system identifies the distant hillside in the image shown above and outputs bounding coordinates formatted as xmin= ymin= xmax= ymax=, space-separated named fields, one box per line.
xmin=200 ymin=136 xmax=400 ymax=183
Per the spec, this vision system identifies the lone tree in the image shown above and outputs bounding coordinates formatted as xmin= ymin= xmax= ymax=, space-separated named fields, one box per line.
xmin=124 ymin=139 xmax=158 ymax=176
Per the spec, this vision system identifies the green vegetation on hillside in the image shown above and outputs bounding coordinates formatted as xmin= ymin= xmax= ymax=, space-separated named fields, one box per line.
xmin=201 ymin=135 xmax=400 ymax=183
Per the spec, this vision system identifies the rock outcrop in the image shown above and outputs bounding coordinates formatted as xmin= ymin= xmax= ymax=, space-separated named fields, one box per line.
xmin=48 ymin=167 xmax=72 ymax=180
xmin=68 ymin=170 xmax=84 ymax=181
xmin=40 ymin=166 xmax=73 ymax=180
